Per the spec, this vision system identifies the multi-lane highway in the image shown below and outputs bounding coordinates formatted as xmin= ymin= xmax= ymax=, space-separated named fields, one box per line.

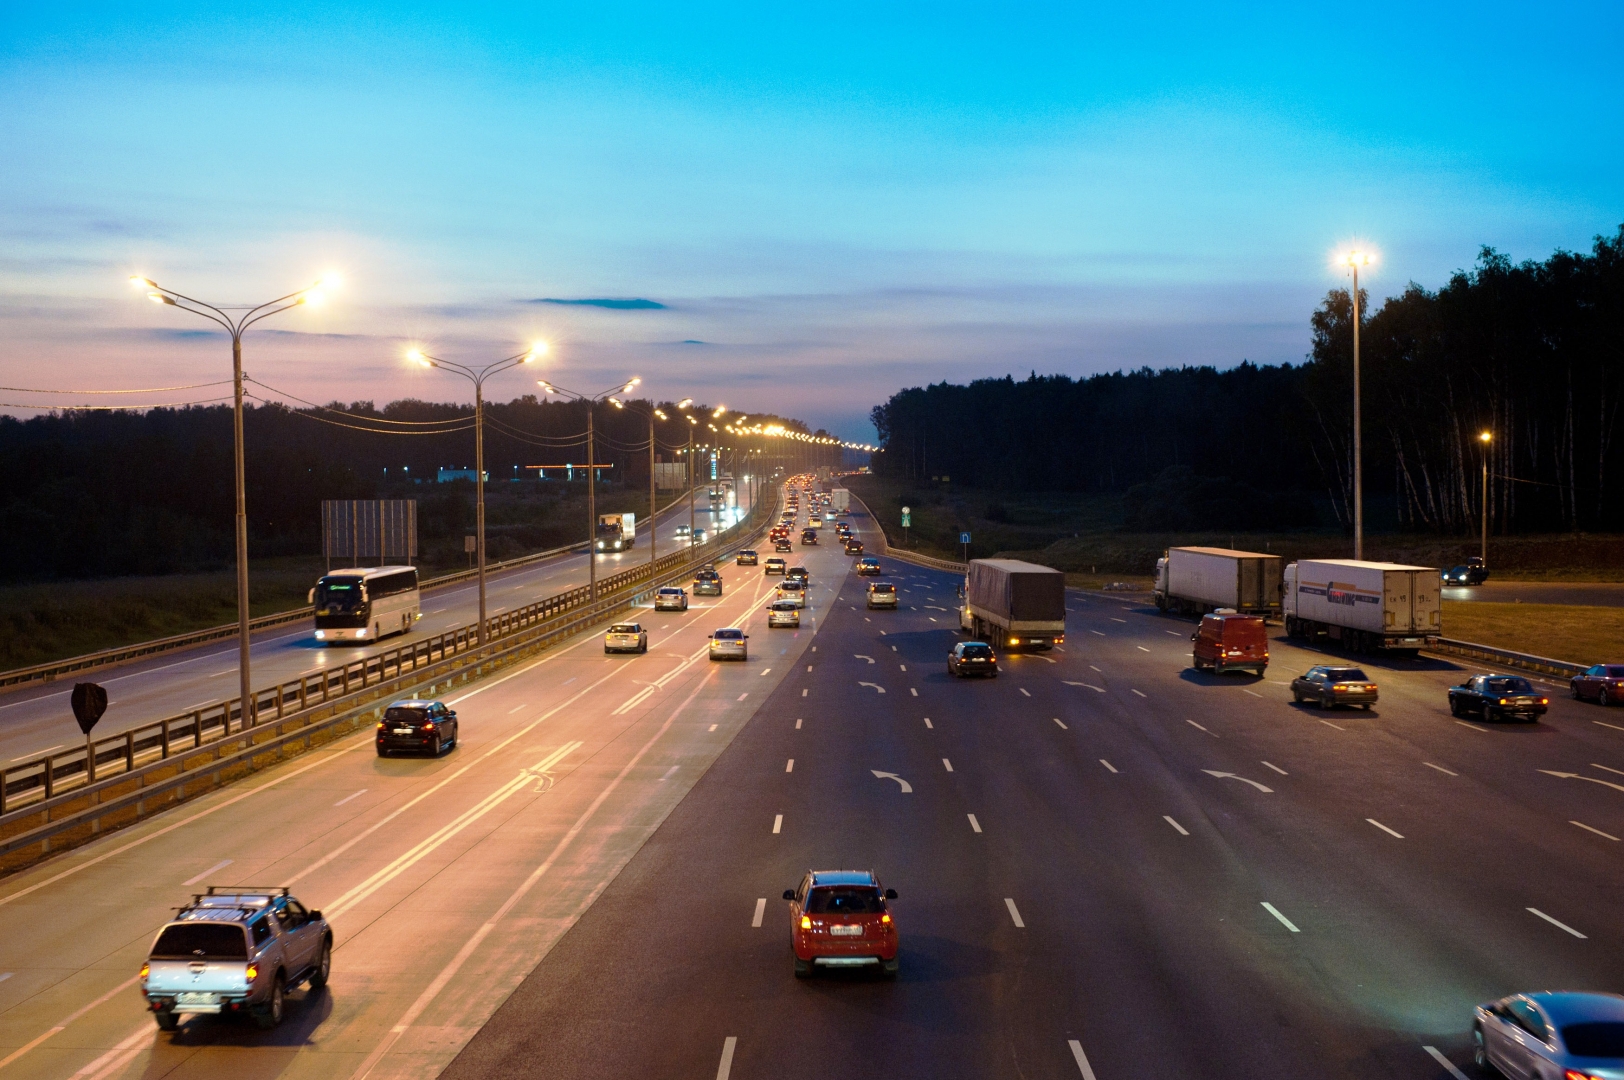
xmin=4 ymin=485 xmax=1623 ymax=1080
xmin=0 ymin=485 xmax=752 ymax=765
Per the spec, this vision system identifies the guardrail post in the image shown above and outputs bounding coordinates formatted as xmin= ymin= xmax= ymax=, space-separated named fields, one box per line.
xmin=161 ymin=717 xmax=171 ymax=759
xmin=342 ymin=664 xmax=351 ymax=695
xmin=125 ymin=729 xmax=135 ymax=772
xmin=193 ymin=710 xmax=203 ymax=748
xmin=43 ymin=754 xmax=54 ymax=800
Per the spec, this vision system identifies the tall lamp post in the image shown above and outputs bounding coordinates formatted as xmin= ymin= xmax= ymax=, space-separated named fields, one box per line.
xmin=1479 ymin=430 xmax=1492 ymax=563
xmin=1339 ymin=249 xmax=1373 ymax=560
xmin=537 ymin=377 xmax=641 ymax=601
xmin=411 ymin=343 xmax=545 ymax=645
xmin=132 ymin=271 xmax=335 ymax=727
xmin=608 ymin=396 xmax=682 ymax=580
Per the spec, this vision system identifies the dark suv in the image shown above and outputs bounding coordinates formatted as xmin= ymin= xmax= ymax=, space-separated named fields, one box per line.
xmin=376 ymin=699 xmax=459 ymax=756
xmin=694 ymin=570 xmax=723 ymax=596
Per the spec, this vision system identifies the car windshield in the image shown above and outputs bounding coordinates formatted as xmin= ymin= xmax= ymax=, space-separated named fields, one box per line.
xmin=150 ymin=923 xmax=248 ymax=959
xmin=1326 ymin=669 xmax=1370 ymax=682
xmin=962 ymin=645 xmax=993 ymax=658
xmin=780 ymin=581 xmax=803 ymax=591
xmin=805 ymin=886 xmax=886 ymax=914
xmin=315 ymin=579 xmax=364 ymax=613
xmin=609 ymin=624 xmax=639 ymax=634
xmin=1486 ymin=676 xmax=1535 ymax=693
xmin=772 ymin=603 xmax=797 ymax=611
xmin=384 ymin=706 xmax=429 ymax=723
xmin=659 ymin=588 xmax=682 ymax=595
xmin=1562 ymin=1022 xmax=1624 ymax=1057
xmin=714 ymin=630 xmax=743 ymax=640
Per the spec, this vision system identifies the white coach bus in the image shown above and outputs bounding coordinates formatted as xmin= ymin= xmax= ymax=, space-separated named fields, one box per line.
xmin=310 ymin=566 xmax=422 ymax=643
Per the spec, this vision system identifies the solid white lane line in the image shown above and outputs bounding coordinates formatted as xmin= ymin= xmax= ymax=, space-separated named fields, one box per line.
xmin=1423 ymin=761 xmax=1458 ymax=776
xmin=1242 ymin=689 xmax=1262 ymax=698
xmin=1019 ymin=688 xmax=1031 ymax=697
xmin=785 ymin=759 xmax=794 ymax=772
xmin=1260 ymin=761 xmax=1287 ymax=775
xmin=1320 ymin=719 xmax=1345 ymax=731
xmin=1423 ymin=1045 xmax=1471 ymax=1080
xmin=752 ymin=899 xmax=767 ymax=927
xmin=334 ymin=788 xmax=369 ymax=807
xmin=967 ymin=814 xmax=982 ymax=833
xmin=1528 ymin=907 xmax=1587 ymax=938
xmin=182 ymin=859 xmax=234 ymax=886
xmin=773 ymin=814 xmax=783 ymax=834
xmin=1163 ymin=816 xmax=1189 ymax=836
xmin=923 ymin=718 xmax=933 ymax=728
xmin=942 ymin=758 xmax=953 ymax=772
xmin=1099 ymin=759 xmax=1117 ymax=773
xmin=1261 ymin=902 xmax=1300 ymax=932
xmin=1053 ymin=718 xmax=1068 ymax=729
xmin=717 ymin=1036 xmax=738 ymax=1080
xmin=1367 ymin=818 xmax=1404 ymax=839
xmin=1004 ymin=898 xmax=1025 ymax=928
xmin=1592 ymin=762 xmax=1624 ymax=777
xmin=507 ymin=703 xmax=529 ymax=714
xmin=1068 ymin=1039 xmax=1099 ymax=1080
xmin=1130 ymin=689 xmax=1146 ymax=698
xmin=14 ymin=744 xmax=64 ymax=761
xmin=1571 ymin=820 xmax=1621 ymax=841
xmin=1186 ymin=719 xmax=1210 ymax=732
xmin=1454 ymin=720 xmax=1486 ymax=732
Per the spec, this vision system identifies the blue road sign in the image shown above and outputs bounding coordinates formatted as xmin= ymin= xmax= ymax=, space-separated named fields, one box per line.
xmin=960 ymin=532 xmax=971 ymax=544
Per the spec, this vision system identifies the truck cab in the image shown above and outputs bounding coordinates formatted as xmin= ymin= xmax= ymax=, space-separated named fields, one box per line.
xmin=595 ymin=513 xmax=636 ymax=553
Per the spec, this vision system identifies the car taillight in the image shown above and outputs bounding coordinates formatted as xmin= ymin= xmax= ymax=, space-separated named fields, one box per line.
xmin=1566 ymin=1070 xmax=1603 ymax=1080
xmin=1499 ymin=698 xmax=1509 ymax=705
xmin=881 ymin=914 xmax=891 ymax=924
xmin=800 ymin=916 xmax=812 ymax=930
xmin=139 ymin=962 xmax=149 ymax=982
xmin=1538 ymin=698 xmax=1548 ymax=705
xmin=376 ymin=721 xmax=386 ymax=729
xmin=245 ymin=964 xmax=258 ymax=982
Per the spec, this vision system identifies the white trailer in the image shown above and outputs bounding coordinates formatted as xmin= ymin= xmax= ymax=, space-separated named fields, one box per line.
xmin=1283 ymin=559 xmax=1441 ymax=653
xmin=830 ymin=488 xmax=851 ymax=511
xmin=1154 ymin=546 xmax=1282 ymax=617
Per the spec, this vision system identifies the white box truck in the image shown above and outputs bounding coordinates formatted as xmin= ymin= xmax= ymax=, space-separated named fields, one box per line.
xmin=830 ymin=488 xmax=850 ymax=512
xmin=1154 ymin=546 xmax=1282 ymax=617
xmin=959 ymin=559 xmax=1067 ymax=650
xmin=1283 ymin=559 xmax=1441 ymax=653
xmin=594 ymin=512 xmax=636 ymax=553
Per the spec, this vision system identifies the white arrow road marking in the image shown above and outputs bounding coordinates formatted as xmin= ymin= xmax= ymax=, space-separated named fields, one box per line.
xmin=859 ymin=681 xmax=887 ymax=693
xmin=871 ymin=770 xmax=913 ymax=793
xmin=1063 ymin=681 xmax=1106 ymax=692
xmin=1202 ymin=769 xmax=1273 ymax=793
xmin=1539 ymin=769 xmax=1624 ymax=794
xmin=855 ymin=654 xmax=875 ymax=663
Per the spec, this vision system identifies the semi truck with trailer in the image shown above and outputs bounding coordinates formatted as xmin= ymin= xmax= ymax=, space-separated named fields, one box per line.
xmin=959 ymin=558 xmax=1067 ymax=650
xmin=1282 ymin=559 xmax=1441 ymax=653
xmin=594 ymin=512 xmax=636 ymax=553
xmin=1154 ymin=546 xmax=1283 ymax=617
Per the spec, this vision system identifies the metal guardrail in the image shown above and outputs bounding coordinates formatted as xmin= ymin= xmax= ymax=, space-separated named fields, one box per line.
xmin=0 ymin=489 xmax=710 ymax=692
xmin=0 ymin=497 xmax=771 ymax=820
xmin=1428 ymin=638 xmax=1586 ymax=680
xmin=845 ymin=491 xmax=968 ymax=575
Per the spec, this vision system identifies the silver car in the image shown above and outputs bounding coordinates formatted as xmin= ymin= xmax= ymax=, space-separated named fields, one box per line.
xmin=767 ymin=601 xmax=801 ymax=628
xmin=604 ymin=622 xmax=648 ymax=654
xmin=654 ymin=587 xmax=689 ymax=612
xmin=775 ymin=581 xmax=807 ymax=608
xmin=708 ymin=627 xmax=748 ymax=661
xmin=1475 ymin=991 xmax=1624 ymax=1078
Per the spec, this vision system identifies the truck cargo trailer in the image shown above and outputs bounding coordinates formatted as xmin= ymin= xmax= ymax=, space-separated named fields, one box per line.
xmin=959 ymin=558 xmax=1067 ymax=650
xmin=1283 ymin=559 xmax=1441 ymax=653
xmin=1154 ymin=546 xmax=1283 ymax=617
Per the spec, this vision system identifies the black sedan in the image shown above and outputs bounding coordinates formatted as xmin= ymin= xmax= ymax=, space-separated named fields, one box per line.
xmin=377 ymin=699 xmax=459 ymax=756
xmin=1444 ymin=558 xmax=1490 ymax=585
xmin=1290 ymin=666 xmax=1378 ymax=709
xmin=948 ymin=642 xmax=998 ymax=678
xmin=1449 ymin=673 xmax=1549 ymax=722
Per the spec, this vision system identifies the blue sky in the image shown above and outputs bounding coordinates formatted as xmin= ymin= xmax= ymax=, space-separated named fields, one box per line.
xmin=2 ymin=2 xmax=1620 ymax=440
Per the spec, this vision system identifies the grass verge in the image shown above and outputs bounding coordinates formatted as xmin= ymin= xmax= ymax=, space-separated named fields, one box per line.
xmin=1442 ymin=600 xmax=1624 ymax=668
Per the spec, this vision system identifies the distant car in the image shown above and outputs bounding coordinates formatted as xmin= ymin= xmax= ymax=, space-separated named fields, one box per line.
xmin=1190 ymin=611 xmax=1269 ymax=676
xmin=736 ymin=549 xmax=758 ymax=566
xmin=654 ymin=586 xmax=690 ymax=612
xmin=675 ymin=524 xmax=691 ymax=539
xmin=776 ymin=580 xmax=807 ymax=608
xmin=786 ymin=566 xmax=810 ymax=585
xmin=708 ymin=627 xmax=748 ymax=661
xmin=800 ymin=529 xmax=818 ymax=546
xmin=866 ymin=582 xmax=897 ymax=609
xmin=1474 ymin=991 xmax=1624 ymax=1078
xmin=844 ymin=540 xmax=864 ymax=555
xmin=809 ymin=516 xmax=823 ymax=528
xmin=783 ymin=870 xmax=898 ymax=979
xmin=765 ymin=558 xmax=787 ymax=575
xmin=1444 ymin=558 xmax=1490 ymax=585
xmin=774 ymin=540 xmax=794 ymax=553
xmin=949 ymin=641 xmax=998 ymax=677
xmin=604 ymin=622 xmax=649 ymax=654
xmin=856 ymin=557 xmax=882 ymax=576
xmin=376 ymin=699 xmax=458 ymax=756
xmin=693 ymin=571 xmax=723 ymax=597
xmin=767 ymin=601 xmax=801 ymax=628
xmin=1290 ymin=666 xmax=1378 ymax=709
xmin=691 ymin=528 xmax=708 ymax=545
xmin=1571 ymin=664 xmax=1624 ymax=706
xmin=1449 ymin=673 xmax=1549 ymax=721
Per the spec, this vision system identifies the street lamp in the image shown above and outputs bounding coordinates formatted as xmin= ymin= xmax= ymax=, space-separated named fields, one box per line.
xmin=412 ymin=342 xmax=545 ymax=644
xmin=537 ymin=377 xmax=641 ymax=601
xmin=608 ymin=395 xmax=675 ymax=581
xmin=1479 ymin=430 xmax=1492 ymax=563
xmin=1337 ymin=249 xmax=1374 ymax=560
xmin=132 ymin=270 xmax=335 ymax=728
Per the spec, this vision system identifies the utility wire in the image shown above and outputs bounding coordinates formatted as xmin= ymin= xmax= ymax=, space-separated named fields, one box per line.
xmin=247 ymin=377 xmax=474 ymax=426
xmin=0 ymin=395 xmax=234 ymax=411
xmin=247 ymin=396 xmax=476 ymax=435
xmin=0 ymin=380 xmax=233 ymax=394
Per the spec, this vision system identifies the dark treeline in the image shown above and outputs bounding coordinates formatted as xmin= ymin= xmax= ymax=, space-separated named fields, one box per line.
xmin=0 ymin=395 xmax=817 ymax=581
xmin=871 ymin=227 xmax=1624 ymax=535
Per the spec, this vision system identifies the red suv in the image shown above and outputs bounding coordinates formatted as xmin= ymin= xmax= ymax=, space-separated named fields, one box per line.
xmin=783 ymin=870 xmax=898 ymax=979
xmin=1191 ymin=611 xmax=1269 ymax=676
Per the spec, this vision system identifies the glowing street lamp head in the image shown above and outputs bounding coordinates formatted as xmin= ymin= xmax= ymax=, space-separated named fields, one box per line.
xmin=314 ymin=271 xmax=342 ymax=290
xmin=1335 ymin=248 xmax=1375 ymax=271
xmin=609 ymin=397 xmax=625 ymax=409
xmin=147 ymin=292 xmax=175 ymax=306
xmin=130 ymin=275 xmax=156 ymax=289
xmin=523 ymin=341 xmax=547 ymax=363
xmin=537 ymin=380 xmax=553 ymax=393
xmin=407 ymin=349 xmax=434 ymax=368
xmin=1479 ymin=430 xmax=1492 ymax=443
xmin=654 ymin=409 xmax=668 ymax=421
xmin=712 ymin=404 xmax=727 ymax=418
xmin=677 ymin=398 xmax=694 ymax=409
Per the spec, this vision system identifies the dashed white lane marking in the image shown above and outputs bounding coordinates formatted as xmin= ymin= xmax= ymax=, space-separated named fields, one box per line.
xmin=1004 ymin=898 xmax=1026 ymax=928
xmin=773 ymin=814 xmax=783 ymax=834
xmin=1593 ymin=762 xmax=1624 ymax=777
xmin=794 ymin=719 xmax=801 ymax=729
xmin=1068 ymin=1039 xmax=1099 ymax=1080
xmin=942 ymin=758 xmax=954 ymax=772
xmin=751 ymin=899 xmax=766 ymax=927
xmin=1528 ymin=907 xmax=1587 ymax=938
xmin=1454 ymin=720 xmax=1485 ymax=732
xmin=334 ymin=788 xmax=369 ymax=807
xmin=1090 ymin=630 xmax=1106 ymax=636
xmin=0 ymin=973 xmax=10 ymax=983
xmin=785 ymin=759 xmax=794 ymax=773
xmin=899 ymin=664 xmax=907 ymax=672
xmin=1099 ymin=759 xmax=1118 ymax=773
xmin=923 ymin=718 xmax=933 ymax=728
xmin=760 ymin=668 xmax=772 ymax=676
xmin=1572 ymin=820 xmax=1620 ymax=841
xmin=1423 ymin=761 xmax=1457 ymax=776
xmin=1089 ymin=665 xmax=1102 ymax=672
xmin=717 ymin=1035 xmax=738 ymax=1080
xmin=805 ymin=665 xmax=812 ymax=672
xmin=1131 ymin=689 xmax=1147 ymax=698
xmin=967 ymin=814 xmax=982 ymax=833
xmin=1261 ymin=902 xmax=1300 ymax=932
xmin=182 ymin=859 xmax=234 ymax=886
xmin=1423 ymin=1045 xmax=1470 ymax=1080
xmin=1110 ymin=617 xmax=1127 ymax=623
xmin=1260 ymin=761 xmax=1287 ymax=776
xmin=737 ymin=693 xmax=749 ymax=701
xmin=811 ymin=646 xmax=817 ymax=652
xmin=1163 ymin=816 xmax=1189 ymax=836
xmin=1019 ymin=688 xmax=1031 ymax=697
xmin=1320 ymin=719 xmax=1345 ymax=731
xmin=910 ymin=688 xmax=918 ymax=697
xmin=1595 ymin=720 xmax=1624 ymax=733
xmin=1164 ymin=630 xmax=1181 ymax=636
xmin=1367 ymin=818 xmax=1404 ymax=838
xmin=659 ymin=766 xmax=680 ymax=781
xmin=507 ymin=703 xmax=529 ymax=714
xmin=1053 ymin=718 xmax=1068 ymax=729
xmin=1186 ymin=719 xmax=1210 ymax=732
xmin=709 ymin=724 xmax=719 ymax=732
xmin=1137 ymin=646 xmax=1151 ymax=652
xmin=1242 ymin=689 xmax=1262 ymax=698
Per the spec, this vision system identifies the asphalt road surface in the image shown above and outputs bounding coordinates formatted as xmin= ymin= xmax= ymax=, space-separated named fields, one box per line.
xmin=0 ymin=485 xmax=753 ymax=765
xmin=1444 ymin=580 xmax=1624 ymax=607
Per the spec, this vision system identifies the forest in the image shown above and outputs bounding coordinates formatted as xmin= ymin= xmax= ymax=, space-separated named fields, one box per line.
xmin=870 ymin=227 xmax=1624 ymax=536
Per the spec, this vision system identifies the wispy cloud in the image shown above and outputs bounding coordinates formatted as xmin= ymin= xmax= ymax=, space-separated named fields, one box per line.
xmin=529 ymin=298 xmax=667 ymax=310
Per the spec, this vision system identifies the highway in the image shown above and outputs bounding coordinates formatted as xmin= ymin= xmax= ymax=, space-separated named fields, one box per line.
xmin=0 ymin=485 xmax=754 ymax=766
xmin=5 ymin=488 xmax=1624 ymax=1079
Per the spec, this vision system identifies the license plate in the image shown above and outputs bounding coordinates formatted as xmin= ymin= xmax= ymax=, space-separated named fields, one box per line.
xmin=829 ymin=924 xmax=862 ymax=936
xmin=393 ymin=728 xmax=414 ymax=734
xmin=176 ymin=992 xmax=220 ymax=1005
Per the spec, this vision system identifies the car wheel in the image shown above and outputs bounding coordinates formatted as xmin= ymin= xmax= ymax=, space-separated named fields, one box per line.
xmin=309 ymin=939 xmax=331 ymax=989
xmin=255 ymin=979 xmax=284 ymax=1029
xmin=640 ymin=641 xmax=648 ymax=653
xmin=1572 ymin=681 xmax=1583 ymax=700
xmin=1449 ymin=697 xmax=1462 ymax=717
xmin=1473 ymin=1023 xmax=1495 ymax=1074
xmin=154 ymin=1009 xmax=179 ymax=1031
xmin=431 ymin=735 xmax=444 ymax=756
xmin=880 ymin=957 xmax=899 ymax=980
xmin=793 ymin=956 xmax=811 ymax=979
xmin=1603 ymin=688 xmax=1613 ymax=707
xmin=1292 ymin=691 xmax=1302 ymax=704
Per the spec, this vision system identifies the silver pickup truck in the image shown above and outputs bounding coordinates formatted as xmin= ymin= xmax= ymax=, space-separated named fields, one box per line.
xmin=140 ymin=887 xmax=331 ymax=1030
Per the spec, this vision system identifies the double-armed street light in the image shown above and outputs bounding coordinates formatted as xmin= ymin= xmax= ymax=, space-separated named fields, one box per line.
xmin=1337 ymin=249 xmax=1374 ymax=560
xmin=410 ymin=343 xmax=546 ymax=644
xmin=132 ymin=271 xmax=337 ymax=727
xmin=536 ymin=377 xmax=641 ymax=601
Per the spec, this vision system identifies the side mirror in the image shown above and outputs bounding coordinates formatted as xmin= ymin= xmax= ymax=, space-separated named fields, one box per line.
xmin=782 ymin=890 xmax=796 ymax=902
xmin=446 ymin=711 xmax=456 ymax=719
xmin=884 ymin=888 xmax=898 ymax=900
xmin=308 ymin=910 xmax=323 ymax=922
xmin=307 ymin=588 xmax=316 ymax=604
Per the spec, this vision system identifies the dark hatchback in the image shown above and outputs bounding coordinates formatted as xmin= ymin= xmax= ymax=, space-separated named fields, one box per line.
xmin=949 ymin=641 xmax=998 ymax=678
xmin=693 ymin=571 xmax=723 ymax=596
xmin=376 ymin=700 xmax=459 ymax=756
xmin=1449 ymin=674 xmax=1549 ymax=722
